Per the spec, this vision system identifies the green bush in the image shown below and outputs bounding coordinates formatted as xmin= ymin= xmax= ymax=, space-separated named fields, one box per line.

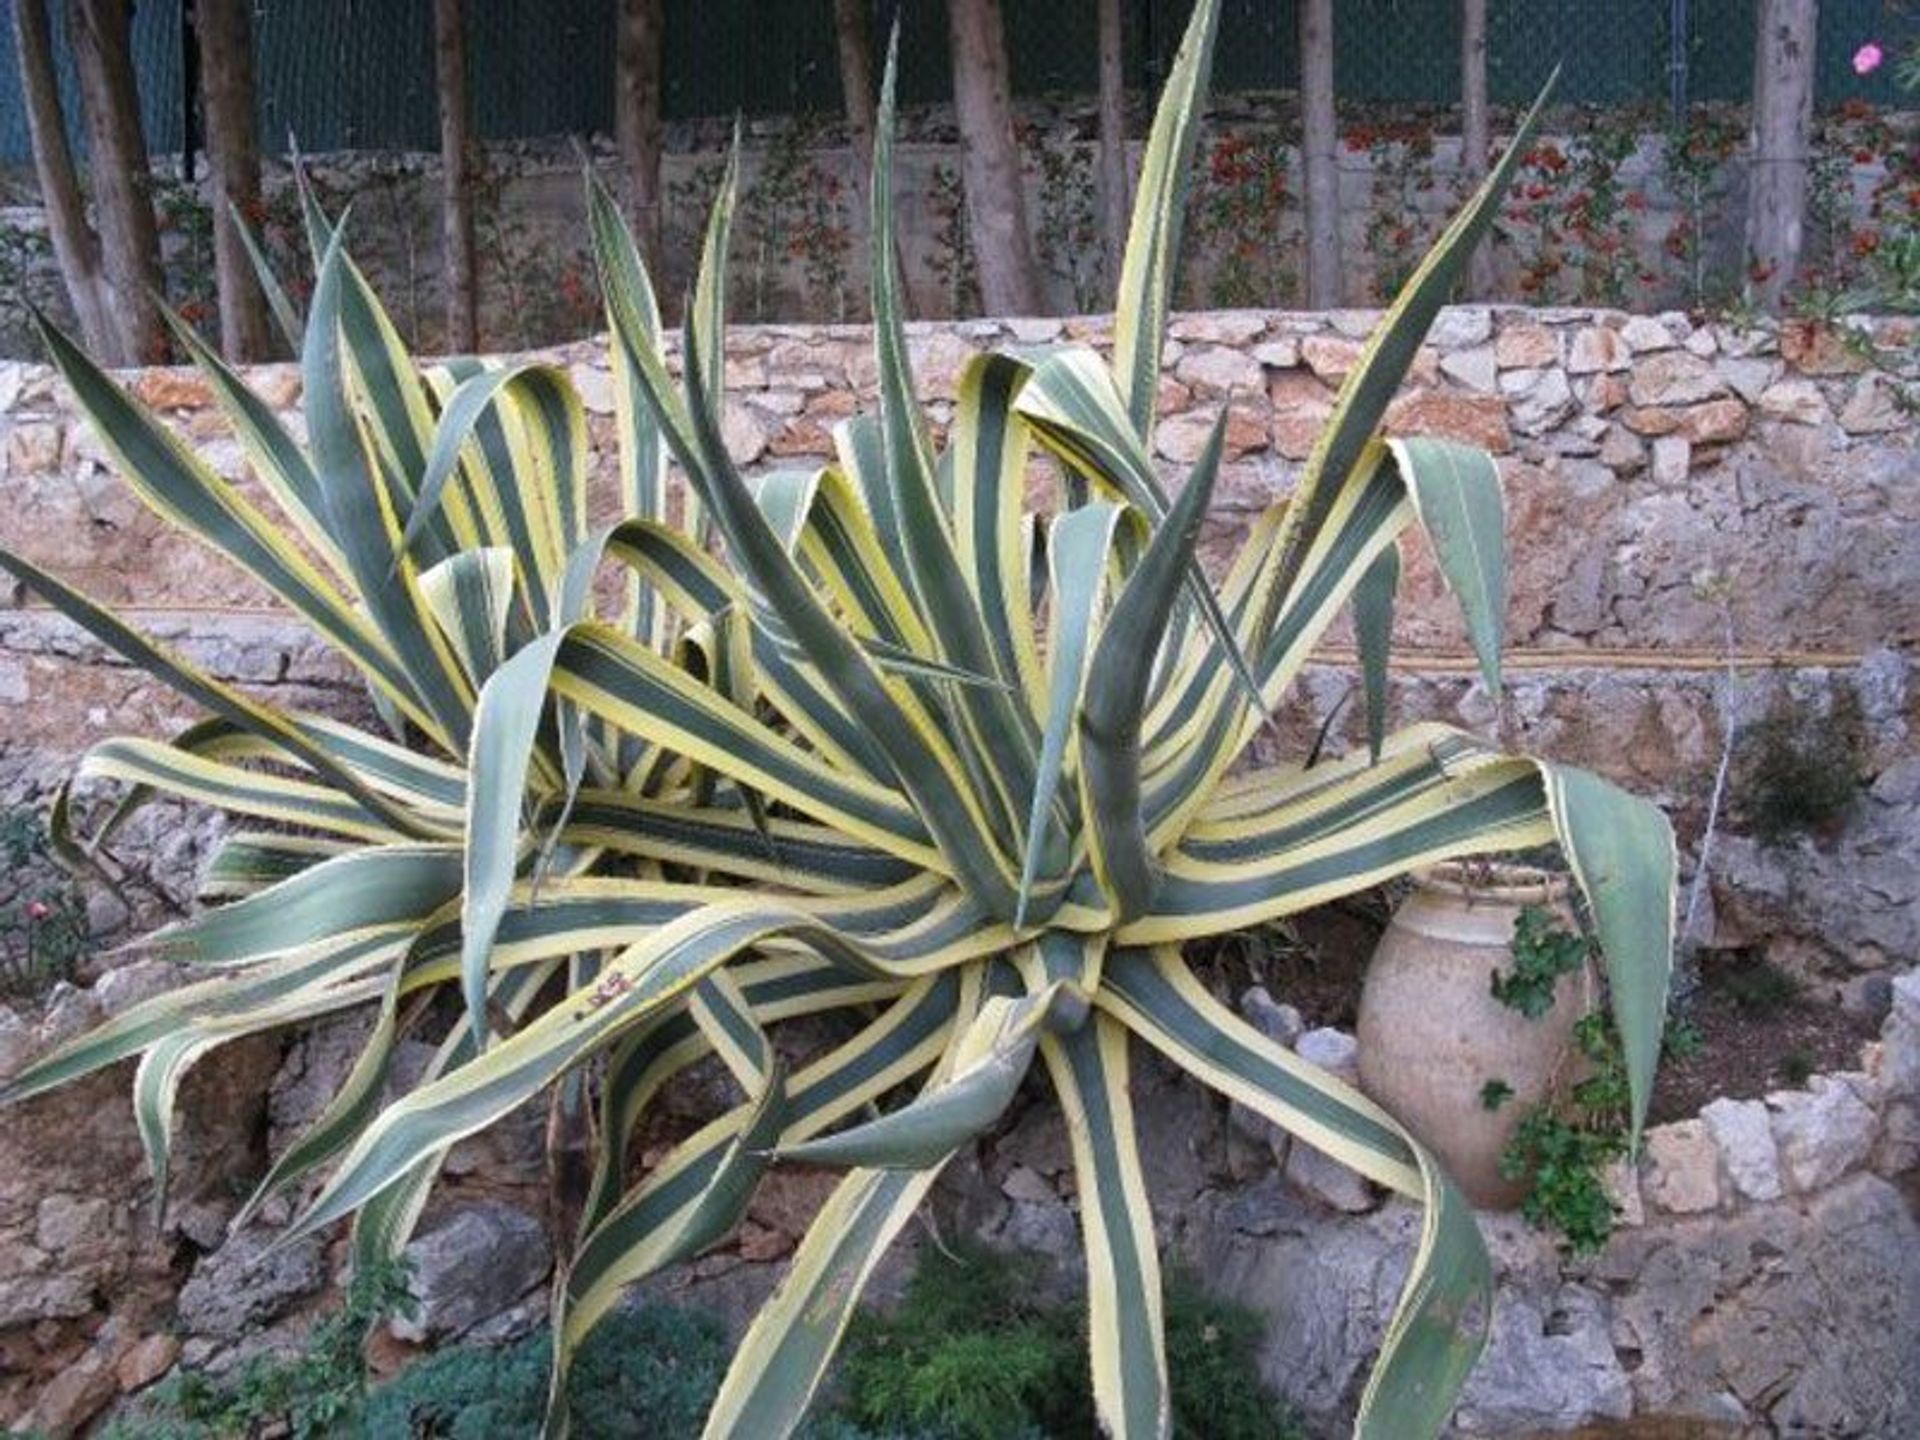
xmin=1736 ymin=688 xmax=1864 ymax=844
xmin=833 ymin=1245 xmax=1301 ymax=1440
xmin=363 ymin=1303 xmax=729 ymax=1439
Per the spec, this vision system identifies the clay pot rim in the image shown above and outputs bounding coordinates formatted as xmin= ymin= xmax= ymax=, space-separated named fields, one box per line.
xmin=1415 ymin=860 xmax=1571 ymax=906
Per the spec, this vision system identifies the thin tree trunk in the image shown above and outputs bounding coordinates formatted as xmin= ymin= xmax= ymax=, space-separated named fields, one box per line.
xmin=946 ymin=0 xmax=1043 ymax=316
xmin=12 ymin=0 xmax=117 ymax=358
xmin=433 ymin=0 xmax=478 ymax=351
xmin=1745 ymin=0 xmax=1816 ymax=310
xmin=70 ymin=0 xmax=166 ymax=363
xmin=194 ymin=0 xmax=271 ymax=360
xmin=1096 ymin=0 xmax=1130 ymax=292
xmin=615 ymin=0 xmax=665 ymax=275
xmin=833 ymin=0 xmax=879 ymax=201
xmin=1460 ymin=0 xmax=1495 ymax=298
xmin=832 ymin=0 xmax=911 ymax=313
xmin=1298 ymin=0 xmax=1340 ymax=308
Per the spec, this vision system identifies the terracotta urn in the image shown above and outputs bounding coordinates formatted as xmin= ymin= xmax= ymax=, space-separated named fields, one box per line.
xmin=1355 ymin=862 xmax=1593 ymax=1208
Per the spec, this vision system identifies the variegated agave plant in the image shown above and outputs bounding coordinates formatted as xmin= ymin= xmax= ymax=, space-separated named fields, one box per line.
xmin=0 ymin=5 xmax=1674 ymax=1436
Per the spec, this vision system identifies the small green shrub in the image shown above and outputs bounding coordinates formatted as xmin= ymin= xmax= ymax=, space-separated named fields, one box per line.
xmin=1736 ymin=689 xmax=1864 ymax=844
xmin=1709 ymin=955 xmax=1801 ymax=1015
xmin=1778 ymin=1048 xmax=1817 ymax=1087
xmin=363 ymin=1303 xmax=730 ymax=1439
xmin=834 ymin=1245 xmax=1301 ymax=1440
xmin=1479 ymin=1078 xmax=1514 ymax=1111
xmin=103 ymin=1260 xmax=414 ymax=1440
xmin=0 ymin=809 xmax=88 ymax=1002
xmin=1489 ymin=905 xmax=1589 ymax=1019
xmin=835 ymin=1246 xmax=1090 ymax=1440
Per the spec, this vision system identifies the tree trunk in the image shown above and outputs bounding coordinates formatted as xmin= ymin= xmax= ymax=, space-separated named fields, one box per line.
xmin=832 ymin=0 xmax=911 ymax=316
xmin=12 ymin=0 xmax=117 ymax=359
xmin=194 ymin=0 xmax=271 ymax=360
xmin=1745 ymin=0 xmax=1816 ymax=310
xmin=946 ymin=0 xmax=1042 ymax=316
xmin=1460 ymin=0 xmax=1495 ymax=298
xmin=1298 ymin=0 xmax=1340 ymax=308
xmin=433 ymin=0 xmax=478 ymax=351
xmin=615 ymin=0 xmax=665 ymax=275
xmin=1096 ymin=0 xmax=1130 ymax=293
xmin=832 ymin=0 xmax=879 ymax=201
xmin=69 ymin=0 xmax=166 ymax=363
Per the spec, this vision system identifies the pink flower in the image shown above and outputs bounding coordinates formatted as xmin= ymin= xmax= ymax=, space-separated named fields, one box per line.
xmin=25 ymin=900 xmax=50 ymax=921
xmin=1853 ymin=42 xmax=1885 ymax=76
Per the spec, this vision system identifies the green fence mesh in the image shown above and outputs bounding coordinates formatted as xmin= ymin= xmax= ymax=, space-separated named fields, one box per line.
xmin=2 ymin=0 xmax=1915 ymax=166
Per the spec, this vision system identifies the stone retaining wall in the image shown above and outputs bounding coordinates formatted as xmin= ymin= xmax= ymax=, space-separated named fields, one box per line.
xmin=0 ymin=305 xmax=1915 ymax=1431
xmin=2 ymin=303 xmax=1914 ymax=973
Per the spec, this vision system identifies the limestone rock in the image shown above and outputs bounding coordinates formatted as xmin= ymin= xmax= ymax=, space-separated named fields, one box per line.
xmin=391 ymin=1202 xmax=553 ymax=1344
xmin=1649 ymin=434 xmax=1691 ymax=487
xmin=1384 ymin=388 xmax=1511 ymax=452
xmin=116 ymin=1331 xmax=181 ymax=1391
xmin=177 ymin=1229 xmax=328 ymax=1341
xmin=1598 ymin=425 xmax=1644 ymax=473
xmin=1499 ymin=366 xmax=1575 ymax=434
xmin=1300 ymin=334 xmax=1364 ymax=384
xmin=567 ymin=362 xmax=613 ymax=415
xmin=1453 ymin=1286 xmax=1632 ymax=1434
xmin=1295 ymin=1027 xmax=1359 ymax=1084
xmin=1438 ymin=344 xmax=1498 ymax=393
xmin=1841 ymin=971 xmax=1895 ymax=1025
xmin=1620 ymin=314 xmax=1676 ymax=352
xmin=1883 ymin=970 xmax=1920 ymax=1100
xmin=1251 ymin=337 xmax=1300 ymax=369
xmin=1769 ymin=1076 xmax=1879 ymax=1192
xmin=1000 ymin=1163 xmax=1055 ymax=1205
xmin=1284 ymin=1139 xmax=1377 ymax=1213
xmin=130 ymin=369 xmax=214 ymax=412
xmin=1175 ymin=344 xmax=1264 ymax=394
xmin=1757 ymin=377 xmax=1830 ymax=425
xmin=1699 ymin=1097 xmax=1782 ymax=1201
xmin=1672 ymin=397 xmax=1748 ymax=444
xmin=720 ymin=401 xmax=766 ymax=465
xmin=1627 ymin=351 xmax=1725 ymax=408
xmin=1566 ymin=325 xmax=1630 ymax=375
xmin=22 ymin=1343 xmax=120 ymax=1434
xmin=1603 ymin=1175 xmax=1920 ymax=1436
xmin=1240 ymin=987 xmax=1304 ymax=1049
xmin=1642 ymin=1119 xmax=1721 ymax=1214
xmin=1838 ymin=373 xmax=1907 ymax=434
xmin=1181 ymin=1193 xmax=1419 ymax=1418
xmin=1716 ymin=356 xmax=1777 ymax=403
xmin=1169 ymin=312 xmax=1267 ymax=345
xmin=1494 ymin=324 xmax=1559 ymax=370
xmin=1430 ymin=306 xmax=1494 ymax=348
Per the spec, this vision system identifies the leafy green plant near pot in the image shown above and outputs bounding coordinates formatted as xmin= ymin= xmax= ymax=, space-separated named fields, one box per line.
xmin=0 ymin=4 xmax=1675 ymax=1436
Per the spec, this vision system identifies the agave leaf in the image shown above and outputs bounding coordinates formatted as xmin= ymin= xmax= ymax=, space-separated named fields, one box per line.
xmin=1079 ymin=413 xmax=1227 ymax=920
xmin=1266 ymin=70 xmax=1560 ymax=624
xmin=1353 ymin=544 xmax=1400 ymax=763
xmin=1388 ymin=436 xmax=1505 ymax=695
xmin=1042 ymin=1013 xmax=1167 ymax=1438
xmin=1111 ymin=0 xmax=1222 ymax=442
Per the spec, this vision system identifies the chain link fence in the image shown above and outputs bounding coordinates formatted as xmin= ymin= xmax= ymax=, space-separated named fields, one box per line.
xmin=2 ymin=2 xmax=1916 ymax=166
